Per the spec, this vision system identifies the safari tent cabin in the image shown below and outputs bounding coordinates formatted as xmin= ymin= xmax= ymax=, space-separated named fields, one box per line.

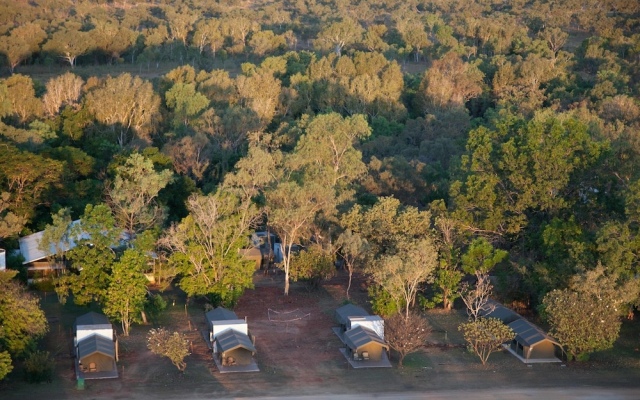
xmin=206 ymin=307 xmax=248 ymax=344
xmin=17 ymin=220 xmax=88 ymax=282
xmin=238 ymin=246 xmax=263 ymax=270
xmin=506 ymin=318 xmax=564 ymax=363
xmin=479 ymin=299 xmax=522 ymax=324
xmin=335 ymin=304 xmax=369 ymax=333
xmin=77 ymin=334 xmax=118 ymax=376
xmin=215 ymin=329 xmax=257 ymax=367
xmin=74 ymin=312 xmax=118 ymax=379
xmin=343 ymin=325 xmax=389 ymax=362
xmin=205 ymin=307 xmax=258 ymax=369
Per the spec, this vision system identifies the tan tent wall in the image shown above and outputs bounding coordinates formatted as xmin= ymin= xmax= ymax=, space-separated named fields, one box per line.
xmin=220 ymin=348 xmax=253 ymax=366
xmin=510 ymin=339 xmax=558 ymax=360
xmin=354 ymin=342 xmax=385 ymax=361
xmin=528 ymin=341 xmax=557 ymax=359
xmin=80 ymin=353 xmax=114 ymax=372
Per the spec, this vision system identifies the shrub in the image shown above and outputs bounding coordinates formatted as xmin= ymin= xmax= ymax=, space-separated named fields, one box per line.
xmin=23 ymin=351 xmax=54 ymax=383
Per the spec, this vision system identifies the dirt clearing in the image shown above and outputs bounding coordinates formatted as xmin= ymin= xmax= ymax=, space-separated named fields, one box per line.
xmin=1 ymin=271 xmax=639 ymax=399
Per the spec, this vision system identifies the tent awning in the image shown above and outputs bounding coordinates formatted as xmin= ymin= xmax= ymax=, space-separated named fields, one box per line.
xmin=77 ymin=334 xmax=115 ymax=359
xmin=215 ymin=329 xmax=256 ymax=353
xmin=508 ymin=319 xmax=562 ymax=348
xmin=344 ymin=325 xmax=389 ymax=351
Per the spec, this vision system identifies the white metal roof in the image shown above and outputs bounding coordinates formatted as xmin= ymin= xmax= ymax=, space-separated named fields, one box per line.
xmin=18 ymin=220 xmax=85 ymax=264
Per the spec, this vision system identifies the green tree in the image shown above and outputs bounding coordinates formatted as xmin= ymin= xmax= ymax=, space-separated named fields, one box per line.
xmin=165 ymin=82 xmax=210 ymax=127
xmin=192 ymin=19 xmax=224 ymax=58
xmin=451 ymin=113 xmax=604 ymax=238
xmin=459 ymin=317 xmax=515 ymax=365
xmin=38 ymin=208 xmax=73 ymax=287
xmin=42 ymin=72 xmax=84 ymax=117
xmin=89 ymin=19 xmax=136 ymax=64
xmin=0 ymin=351 xmax=12 ymax=381
xmin=159 ymin=191 xmax=260 ymax=305
xmin=400 ymin=23 xmax=431 ymax=63
xmin=266 ymin=180 xmax=334 ymax=295
xmin=290 ymin=243 xmax=335 ymax=290
xmin=104 ymin=249 xmax=149 ymax=336
xmin=0 ymin=270 xmax=48 ymax=379
xmin=370 ymin=237 xmax=439 ymax=319
xmin=289 ymin=113 xmax=371 ymax=195
xmin=0 ymin=23 xmax=46 ymax=73
xmin=166 ymin=7 xmax=198 ymax=47
xmin=106 ymin=153 xmax=173 ymax=241
xmin=335 ymin=229 xmax=369 ymax=299
xmin=429 ymin=203 xmax=463 ymax=312
xmin=249 ymin=30 xmax=286 ymax=58
xmin=315 ymin=18 xmax=364 ymax=56
xmin=2 ymin=74 xmax=43 ymax=124
xmin=343 ymin=197 xmax=436 ymax=318
xmin=236 ymin=66 xmax=282 ymax=127
xmin=85 ymin=73 xmax=161 ymax=145
xmin=542 ymin=263 xmax=640 ymax=361
xmin=417 ymin=52 xmax=483 ymax=112
xmin=461 ymin=238 xmax=508 ymax=275
xmin=59 ymin=204 xmax=120 ymax=305
xmin=43 ymin=27 xmax=94 ymax=67
xmin=147 ymin=328 xmax=190 ymax=372
xmin=542 ymin=288 xmax=619 ymax=361
xmin=0 ymin=192 xmax=26 ymax=242
xmin=0 ymin=144 xmax=63 ymax=228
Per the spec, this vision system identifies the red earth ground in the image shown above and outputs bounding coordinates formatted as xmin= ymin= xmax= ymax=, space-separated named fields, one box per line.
xmin=1 ymin=270 xmax=640 ymax=399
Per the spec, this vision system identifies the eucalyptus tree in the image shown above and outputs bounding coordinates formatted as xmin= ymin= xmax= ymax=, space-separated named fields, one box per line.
xmin=342 ymin=197 xmax=437 ymax=318
xmin=0 ymin=144 xmax=63 ymax=230
xmin=85 ymin=73 xmax=161 ymax=145
xmin=42 ymin=72 xmax=84 ymax=117
xmin=0 ymin=22 xmax=46 ymax=73
xmin=104 ymin=249 xmax=149 ymax=336
xmin=314 ymin=18 xmax=363 ymax=56
xmin=57 ymin=204 xmax=121 ymax=306
xmin=450 ymin=112 xmax=604 ymax=239
xmin=192 ymin=19 xmax=224 ymax=58
xmin=105 ymin=153 xmax=174 ymax=241
xmin=159 ymin=190 xmax=261 ymax=305
xmin=2 ymin=74 xmax=43 ymax=124
xmin=0 ymin=270 xmax=48 ymax=380
xmin=43 ymin=27 xmax=94 ymax=67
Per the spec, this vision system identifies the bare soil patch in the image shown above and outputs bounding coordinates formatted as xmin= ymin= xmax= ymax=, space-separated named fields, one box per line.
xmin=1 ymin=271 xmax=640 ymax=399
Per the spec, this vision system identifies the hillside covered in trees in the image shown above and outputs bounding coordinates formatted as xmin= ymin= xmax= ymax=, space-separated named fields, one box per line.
xmin=1 ymin=0 xmax=640 ymax=377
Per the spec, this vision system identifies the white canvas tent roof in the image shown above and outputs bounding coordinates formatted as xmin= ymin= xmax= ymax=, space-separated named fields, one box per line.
xmin=335 ymin=304 xmax=369 ymax=325
xmin=18 ymin=220 xmax=85 ymax=264
xmin=479 ymin=300 xmax=522 ymax=324
xmin=75 ymin=311 xmax=111 ymax=328
xmin=206 ymin=307 xmax=239 ymax=324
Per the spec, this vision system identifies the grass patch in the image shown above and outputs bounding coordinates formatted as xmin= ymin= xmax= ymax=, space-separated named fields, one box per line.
xmin=401 ymin=351 xmax=432 ymax=369
xmin=424 ymin=309 xmax=467 ymax=345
